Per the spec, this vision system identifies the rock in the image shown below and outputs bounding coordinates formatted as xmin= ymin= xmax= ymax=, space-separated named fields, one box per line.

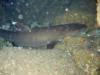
xmin=0 ymin=36 xmax=99 ymax=75
xmin=0 ymin=47 xmax=86 ymax=75
xmin=97 ymin=0 xmax=100 ymax=27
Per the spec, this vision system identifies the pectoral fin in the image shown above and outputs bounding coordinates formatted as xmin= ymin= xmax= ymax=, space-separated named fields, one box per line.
xmin=15 ymin=22 xmax=31 ymax=32
xmin=47 ymin=39 xmax=63 ymax=49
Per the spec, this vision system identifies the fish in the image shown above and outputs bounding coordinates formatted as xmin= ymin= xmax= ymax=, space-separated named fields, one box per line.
xmin=0 ymin=23 xmax=87 ymax=49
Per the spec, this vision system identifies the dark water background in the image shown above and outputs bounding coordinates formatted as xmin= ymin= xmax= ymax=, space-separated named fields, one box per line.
xmin=0 ymin=0 xmax=96 ymax=29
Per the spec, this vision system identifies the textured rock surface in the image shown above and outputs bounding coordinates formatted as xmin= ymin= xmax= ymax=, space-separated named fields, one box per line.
xmin=0 ymin=47 xmax=86 ymax=75
xmin=97 ymin=0 xmax=100 ymax=27
xmin=0 ymin=36 xmax=99 ymax=75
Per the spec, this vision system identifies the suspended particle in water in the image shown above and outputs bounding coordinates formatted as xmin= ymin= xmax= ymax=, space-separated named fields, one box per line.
xmin=11 ymin=21 xmax=17 ymax=25
xmin=16 ymin=8 xmax=21 ymax=13
xmin=25 ymin=3 xmax=29 ymax=7
xmin=46 ymin=11 xmax=49 ymax=15
xmin=18 ymin=14 xmax=23 ymax=20
xmin=65 ymin=8 xmax=69 ymax=12
xmin=10 ymin=2 xmax=14 ymax=5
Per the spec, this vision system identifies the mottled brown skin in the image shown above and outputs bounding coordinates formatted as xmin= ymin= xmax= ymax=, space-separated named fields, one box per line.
xmin=0 ymin=23 xmax=87 ymax=49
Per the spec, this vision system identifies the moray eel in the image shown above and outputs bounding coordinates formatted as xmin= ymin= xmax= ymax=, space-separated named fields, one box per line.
xmin=0 ymin=23 xmax=87 ymax=49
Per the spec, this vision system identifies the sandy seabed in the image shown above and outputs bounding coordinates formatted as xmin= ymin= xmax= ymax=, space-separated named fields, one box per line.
xmin=0 ymin=47 xmax=86 ymax=75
